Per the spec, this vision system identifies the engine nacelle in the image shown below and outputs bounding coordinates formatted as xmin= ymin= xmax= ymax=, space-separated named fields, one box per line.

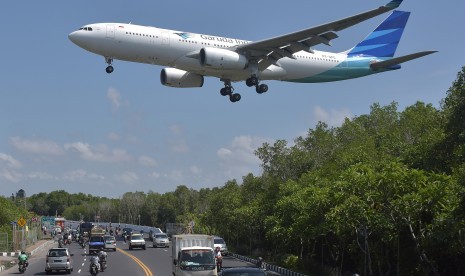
xmin=200 ymin=48 xmax=248 ymax=70
xmin=160 ymin=68 xmax=204 ymax=88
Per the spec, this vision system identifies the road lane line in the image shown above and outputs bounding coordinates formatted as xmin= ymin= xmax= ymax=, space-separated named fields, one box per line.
xmin=78 ymin=269 xmax=81 ymax=273
xmin=116 ymin=248 xmax=153 ymax=276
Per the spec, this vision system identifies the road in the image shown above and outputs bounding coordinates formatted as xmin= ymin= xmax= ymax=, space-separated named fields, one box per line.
xmin=1 ymin=235 xmax=268 ymax=276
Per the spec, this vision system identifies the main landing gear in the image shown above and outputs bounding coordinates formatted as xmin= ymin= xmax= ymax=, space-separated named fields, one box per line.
xmin=219 ymin=76 xmax=268 ymax=103
xmin=105 ymin=57 xmax=114 ymax=74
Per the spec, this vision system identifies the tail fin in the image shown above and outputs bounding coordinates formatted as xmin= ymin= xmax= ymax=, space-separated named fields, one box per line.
xmin=347 ymin=10 xmax=410 ymax=58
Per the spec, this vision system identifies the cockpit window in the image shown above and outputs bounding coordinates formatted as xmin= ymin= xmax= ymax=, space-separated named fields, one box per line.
xmin=79 ymin=27 xmax=93 ymax=31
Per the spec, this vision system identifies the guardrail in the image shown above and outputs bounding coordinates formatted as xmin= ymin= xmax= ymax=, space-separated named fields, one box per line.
xmin=229 ymin=253 xmax=308 ymax=276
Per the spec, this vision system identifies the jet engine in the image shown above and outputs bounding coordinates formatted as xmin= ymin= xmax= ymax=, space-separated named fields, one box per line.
xmin=200 ymin=48 xmax=248 ymax=70
xmin=160 ymin=68 xmax=204 ymax=88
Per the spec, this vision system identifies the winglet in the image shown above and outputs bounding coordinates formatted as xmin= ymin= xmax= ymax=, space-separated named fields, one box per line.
xmin=385 ymin=0 xmax=403 ymax=9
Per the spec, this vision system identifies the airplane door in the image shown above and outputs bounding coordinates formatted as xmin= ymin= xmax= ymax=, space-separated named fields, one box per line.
xmin=161 ymin=32 xmax=170 ymax=45
xmin=106 ymin=25 xmax=115 ymax=39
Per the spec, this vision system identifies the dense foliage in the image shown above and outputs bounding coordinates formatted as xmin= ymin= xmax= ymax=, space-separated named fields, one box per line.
xmin=3 ymin=67 xmax=465 ymax=275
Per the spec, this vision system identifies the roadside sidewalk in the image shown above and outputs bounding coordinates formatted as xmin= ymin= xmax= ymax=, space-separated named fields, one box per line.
xmin=0 ymin=239 xmax=56 ymax=272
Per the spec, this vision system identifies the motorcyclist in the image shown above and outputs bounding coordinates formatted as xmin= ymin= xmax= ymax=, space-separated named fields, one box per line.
xmin=97 ymin=250 xmax=108 ymax=271
xmin=89 ymin=255 xmax=100 ymax=274
xmin=214 ymin=246 xmax=222 ymax=271
xmin=18 ymin=251 xmax=28 ymax=267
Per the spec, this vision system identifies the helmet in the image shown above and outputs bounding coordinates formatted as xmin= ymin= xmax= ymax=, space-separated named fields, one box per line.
xmin=21 ymin=251 xmax=25 ymax=254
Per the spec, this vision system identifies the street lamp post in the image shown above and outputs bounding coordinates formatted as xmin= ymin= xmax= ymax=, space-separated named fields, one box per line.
xmin=138 ymin=214 xmax=140 ymax=226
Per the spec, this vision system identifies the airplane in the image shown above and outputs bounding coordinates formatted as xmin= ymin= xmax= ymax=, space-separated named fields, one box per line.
xmin=68 ymin=0 xmax=436 ymax=103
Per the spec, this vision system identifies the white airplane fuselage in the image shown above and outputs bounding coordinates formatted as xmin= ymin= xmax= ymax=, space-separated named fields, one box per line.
xmin=69 ymin=23 xmax=370 ymax=83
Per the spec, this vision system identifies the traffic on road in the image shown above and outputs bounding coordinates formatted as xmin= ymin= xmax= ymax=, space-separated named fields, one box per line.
xmin=1 ymin=221 xmax=272 ymax=276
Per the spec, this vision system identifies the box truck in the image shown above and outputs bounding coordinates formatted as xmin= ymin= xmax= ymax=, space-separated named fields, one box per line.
xmin=172 ymin=234 xmax=217 ymax=276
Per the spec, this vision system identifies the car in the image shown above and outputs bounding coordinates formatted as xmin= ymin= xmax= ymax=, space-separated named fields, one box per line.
xmin=45 ymin=247 xmax=73 ymax=274
xmin=148 ymin=227 xmax=163 ymax=241
xmin=214 ymin=236 xmax=229 ymax=256
xmin=104 ymin=235 xmax=117 ymax=251
xmin=153 ymin=233 xmax=169 ymax=248
xmin=220 ymin=267 xmax=267 ymax=276
xmin=129 ymin=233 xmax=146 ymax=250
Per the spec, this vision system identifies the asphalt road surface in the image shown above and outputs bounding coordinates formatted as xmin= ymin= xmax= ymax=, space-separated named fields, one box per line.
xmin=1 ymin=236 xmax=268 ymax=276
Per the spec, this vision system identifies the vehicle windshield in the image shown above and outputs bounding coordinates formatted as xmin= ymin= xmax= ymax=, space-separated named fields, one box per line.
xmin=214 ymin=238 xmax=225 ymax=244
xmin=132 ymin=235 xmax=143 ymax=240
xmin=89 ymin=236 xmax=103 ymax=242
xmin=180 ymin=249 xmax=214 ymax=266
xmin=48 ymin=249 xmax=67 ymax=257
xmin=104 ymin=236 xmax=115 ymax=241
xmin=155 ymin=234 xmax=168 ymax=239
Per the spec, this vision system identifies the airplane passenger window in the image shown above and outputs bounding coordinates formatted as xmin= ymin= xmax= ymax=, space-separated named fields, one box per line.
xmin=88 ymin=27 xmax=93 ymax=31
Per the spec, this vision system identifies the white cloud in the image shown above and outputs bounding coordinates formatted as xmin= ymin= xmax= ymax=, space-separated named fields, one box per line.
xmin=312 ymin=106 xmax=352 ymax=127
xmin=139 ymin=156 xmax=158 ymax=167
xmin=0 ymin=169 xmax=21 ymax=182
xmin=190 ymin=165 xmax=202 ymax=175
xmin=64 ymin=142 xmax=132 ymax=163
xmin=107 ymin=132 xmax=120 ymax=141
xmin=170 ymin=140 xmax=189 ymax=153
xmin=63 ymin=170 xmax=104 ymax=181
xmin=0 ymin=153 xmax=22 ymax=169
xmin=148 ymin=172 xmax=160 ymax=179
xmin=217 ymin=136 xmax=267 ymax=165
xmin=169 ymin=124 xmax=183 ymax=135
xmin=117 ymin=171 xmax=139 ymax=185
xmin=167 ymin=170 xmax=184 ymax=182
xmin=10 ymin=137 xmax=64 ymax=155
xmin=25 ymin=171 xmax=56 ymax=180
xmin=107 ymin=88 xmax=121 ymax=109
xmin=216 ymin=135 xmax=268 ymax=180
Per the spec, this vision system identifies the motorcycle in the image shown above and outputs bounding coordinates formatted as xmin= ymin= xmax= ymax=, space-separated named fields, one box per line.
xmin=99 ymin=259 xmax=107 ymax=272
xmin=90 ymin=263 xmax=99 ymax=276
xmin=58 ymin=239 xmax=64 ymax=248
xmin=18 ymin=262 xmax=26 ymax=274
xmin=216 ymin=257 xmax=222 ymax=272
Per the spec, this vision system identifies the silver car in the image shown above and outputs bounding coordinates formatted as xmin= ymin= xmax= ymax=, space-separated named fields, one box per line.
xmin=104 ymin=235 xmax=117 ymax=251
xmin=153 ymin=233 xmax=169 ymax=248
xmin=45 ymin=248 xmax=73 ymax=274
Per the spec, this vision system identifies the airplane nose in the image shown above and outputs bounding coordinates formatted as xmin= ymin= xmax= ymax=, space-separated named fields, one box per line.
xmin=68 ymin=31 xmax=79 ymax=44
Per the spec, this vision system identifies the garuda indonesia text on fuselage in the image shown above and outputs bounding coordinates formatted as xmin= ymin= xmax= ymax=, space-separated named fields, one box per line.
xmin=68 ymin=0 xmax=435 ymax=103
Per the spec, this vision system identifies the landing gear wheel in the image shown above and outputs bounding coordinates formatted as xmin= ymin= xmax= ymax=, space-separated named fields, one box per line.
xmin=246 ymin=76 xmax=258 ymax=87
xmin=256 ymin=83 xmax=268 ymax=94
xmin=106 ymin=66 xmax=114 ymax=74
xmin=229 ymin=93 xmax=241 ymax=102
xmin=220 ymin=87 xmax=232 ymax=96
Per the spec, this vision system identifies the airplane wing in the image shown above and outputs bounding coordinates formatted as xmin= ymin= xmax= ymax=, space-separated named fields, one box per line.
xmin=235 ymin=0 xmax=403 ymax=69
xmin=370 ymin=51 xmax=438 ymax=70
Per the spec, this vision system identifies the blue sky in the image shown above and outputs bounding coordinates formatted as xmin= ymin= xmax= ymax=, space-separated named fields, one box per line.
xmin=0 ymin=0 xmax=463 ymax=198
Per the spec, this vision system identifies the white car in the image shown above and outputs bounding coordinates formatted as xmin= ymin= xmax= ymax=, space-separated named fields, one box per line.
xmin=104 ymin=235 xmax=117 ymax=251
xmin=45 ymin=247 xmax=73 ymax=274
xmin=153 ymin=233 xmax=169 ymax=248
xmin=129 ymin=234 xmax=146 ymax=250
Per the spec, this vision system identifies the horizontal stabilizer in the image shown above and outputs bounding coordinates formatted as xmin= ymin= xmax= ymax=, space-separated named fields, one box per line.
xmin=370 ymin=51 xmax=437 ymax=70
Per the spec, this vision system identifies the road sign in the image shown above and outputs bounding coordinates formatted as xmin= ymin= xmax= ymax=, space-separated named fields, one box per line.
xmin=41 ymin=216 xmax=55 ymax=229
xmin=17 ymin=217 xmax=26 ymax=227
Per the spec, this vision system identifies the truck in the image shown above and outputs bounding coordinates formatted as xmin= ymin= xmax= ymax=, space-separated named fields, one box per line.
xmin=172 ymin=234 xmax=217 ymax=276
xmin=79 ymin=222 xmax=94 ymax=237
xmin=88 ymin=228 xmax=106 ymax=254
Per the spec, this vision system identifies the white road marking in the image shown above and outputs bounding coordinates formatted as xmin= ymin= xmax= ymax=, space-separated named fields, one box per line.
xmin=82 ymin=263 xmax=85 ymax=266
xmin=78 ymin=269 xmax=81 ymax=273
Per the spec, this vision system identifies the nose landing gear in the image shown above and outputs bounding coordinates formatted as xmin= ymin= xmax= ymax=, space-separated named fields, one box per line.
xmin=105 ymin=57 xmax=114 ymax=74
